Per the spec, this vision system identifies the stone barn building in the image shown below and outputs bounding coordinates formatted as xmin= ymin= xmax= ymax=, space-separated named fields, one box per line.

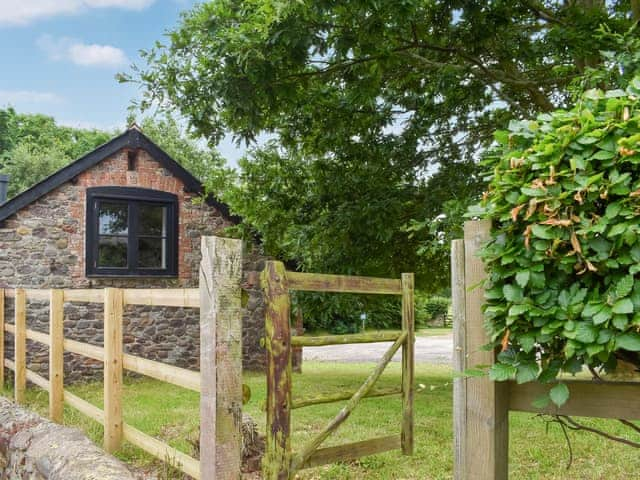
xmin=0 ymin=126 xmax=267 ymax=381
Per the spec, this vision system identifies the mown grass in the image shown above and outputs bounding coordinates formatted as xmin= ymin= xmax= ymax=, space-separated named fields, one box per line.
xmin=4 ymin=362 xmax=640 ymax=479
xmin=415 ymin=328 xmax=451 ymax=337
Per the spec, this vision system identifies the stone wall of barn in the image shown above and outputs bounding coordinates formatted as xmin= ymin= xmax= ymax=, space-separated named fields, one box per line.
xmin=0 ymin=148 xmax=267 ymax=382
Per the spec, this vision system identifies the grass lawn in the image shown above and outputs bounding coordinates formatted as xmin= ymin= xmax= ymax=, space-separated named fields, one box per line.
xmin=4 ymin=362 xmax=640 ymax=479
xmin=415 ymin=328 xmax=451 ymax=337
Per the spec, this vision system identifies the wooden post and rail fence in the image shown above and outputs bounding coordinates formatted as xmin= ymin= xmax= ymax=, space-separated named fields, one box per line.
xmin=453 ymin=220 xmax=640 ymax=480
xmin=261 ymin=262 xmax=415 ymax=479
xmin=0 ymin=236 xmax=243 ymax=480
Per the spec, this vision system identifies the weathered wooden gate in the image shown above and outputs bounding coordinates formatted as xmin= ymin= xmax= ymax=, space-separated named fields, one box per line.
xmin=261 ymin=262 xmax=415 ymax=479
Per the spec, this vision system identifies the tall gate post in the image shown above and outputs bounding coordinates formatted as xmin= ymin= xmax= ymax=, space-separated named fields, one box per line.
xmin=200 ymin=236 xmax=244 ymax=480
xmin=452 ymin=239 xmax=466 ymax=480
xmin=453 ymin=220 xmax=509 ymax=480
xmin=401 ymin=272 xmax=415 ymax=455
xmin=262 ymin=261 xmax=292 ymax=480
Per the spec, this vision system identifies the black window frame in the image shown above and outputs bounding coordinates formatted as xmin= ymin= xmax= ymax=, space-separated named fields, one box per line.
xmin=86 ymin=187 xmax=178 ymax=277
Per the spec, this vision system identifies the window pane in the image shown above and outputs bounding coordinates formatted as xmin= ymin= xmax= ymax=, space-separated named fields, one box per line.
xmin=139 ymin=205 xmax=167 ymax=236
xmin=98 ymin=237 xmax=128 ymax=268
xmin=138 ymin=238 xmax=166 ymax=269
xmin=99 ymin=202 xmax=128 ymax=235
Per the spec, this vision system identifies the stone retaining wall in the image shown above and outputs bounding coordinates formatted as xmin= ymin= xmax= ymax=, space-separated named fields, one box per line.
xmin=0 ymin=396 xmax=136 ymax=479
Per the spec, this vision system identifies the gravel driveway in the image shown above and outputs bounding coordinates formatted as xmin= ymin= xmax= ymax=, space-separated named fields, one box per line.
xmin=302 ymin=334 xmax=453 ymax=364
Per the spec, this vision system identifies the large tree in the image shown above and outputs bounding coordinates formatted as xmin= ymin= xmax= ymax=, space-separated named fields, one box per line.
xmin=128 ymin=0 xmax=639 ymax=292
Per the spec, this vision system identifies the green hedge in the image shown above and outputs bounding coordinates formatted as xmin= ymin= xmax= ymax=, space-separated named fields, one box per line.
xmin=417 ymin=296 xmax=451 ymax=327
xmin=471 ymin=76 xmax=640 ymax=407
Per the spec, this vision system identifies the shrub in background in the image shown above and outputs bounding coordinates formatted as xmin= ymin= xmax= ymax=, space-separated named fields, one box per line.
xmin=417 ymin=295 xmax=451 ymax=327
xmin=293 ymin=292 xmax=401 ymax=334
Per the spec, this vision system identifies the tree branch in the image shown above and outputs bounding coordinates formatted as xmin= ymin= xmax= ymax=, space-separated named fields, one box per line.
xmin=520 ymin=0 xmax=566 ymax=25
xmin=554 ymin=415 xmax=640 ymax=449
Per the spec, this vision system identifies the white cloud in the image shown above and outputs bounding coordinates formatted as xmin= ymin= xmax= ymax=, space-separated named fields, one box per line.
xmin=0 ymin=0 xmax=155 ymax=26
xmin=0 ymin=90 xmax=64 ymax=105
xmin=68 ymin=42 xmax=128 ymax=67
xmin=38 ymin=35 xmax=128 ymax=68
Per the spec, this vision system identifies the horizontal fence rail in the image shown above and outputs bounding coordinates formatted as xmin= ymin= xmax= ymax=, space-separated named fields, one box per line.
xmin=0 ymin=289 xmax=201 ymax=478
xmin=292 ymin=386 xmax=402 ymax=410
xmin=4 ymin=287 xmax=199 ymax=307
xmin=0 ymin=236 xmax=244 ymax=480
xmin=1 ymin=287 xmax=202 ymax=479
xmin=286 ymin=271 xmax=403 ymax=295
xmin=303 ymin=434 xmax=401 ymax=469
xmin=290 ymin=330 xmax=404 ymax=347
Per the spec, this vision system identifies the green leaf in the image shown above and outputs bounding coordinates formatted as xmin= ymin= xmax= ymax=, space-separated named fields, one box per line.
xmin=538 ymin=360 xmax=562 ymax=383
xmin=497 ymin=349 xmax=517 ymax=365
xmin=616 ymin=332 xmax=640 ymax=351
xmin=516 ymin=362 xmax=539 ymax=384
xmin=612 ymin=298 xmax=634 ymax=314
xmin=575 ymin=322 xmax=598 ymax=343
xmin=518 ymin=333 xmax=536 ymax=353
xmin=488 ymin=363 xmax=517 ymax=381
xmin=605 ymin=89 xmax=626 ymax=98
xmin=591 ymin=149 xmax=616 ymax=160
xmin=586 ymin=343 xmax=604 ymax=357
xmin=494 ymin=130 xmax=510 ymax=145
xmin=503 ymin=284 xmax=524 ymax=303
xmin=521 ymin=187 xmax=547 ymax=197
xmin=612 ymin=314 xmax=629 ymax=330
xmin=592 ymin=306 xmax=612 ymax=325
xmin=577 ymin=135 xmax=599 ymax=145
xmin=532 ymin=393 xmax=551 ymax=409
xmin=563 ymin=357 xmax=583 ymax=374
xmin=531 ymin=224 xmax=554 ymax=239
xmin=508 ymin=304 xmax=529 ymax=316
xmin=597 ymin=329 xmax=613 ymax=344
xmin=608 ymin=223 xmax=629 ymax=238
xmin=515 ymin=271 xmax=530 ymax=288
xmin=549 ymin=383 xmax=570 ymax=407
xmin=615 ymin=275 xmax=634 ymax=299
xmin=582 ymin=301 xmax=604 ymax=318
xmin=605 ymin=202 xmax=622 ymax=219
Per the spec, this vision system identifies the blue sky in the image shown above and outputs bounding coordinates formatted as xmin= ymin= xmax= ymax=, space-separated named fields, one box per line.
xmin=0 ymin=0 xmax=245 ymax=164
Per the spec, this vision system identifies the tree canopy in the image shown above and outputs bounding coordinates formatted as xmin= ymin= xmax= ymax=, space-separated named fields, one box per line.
xmin=0 ymin=108 xmax=113 ymax=198
xmin=128 ymin=0 xmax=640 ymax=295
xmin=0 ymin=109 xmax=229 ymax=200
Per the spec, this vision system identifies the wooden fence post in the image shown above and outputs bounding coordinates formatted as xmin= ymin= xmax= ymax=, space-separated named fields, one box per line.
xmin=104 ymin=287 xmax=124 ymax=453
xmin=200 ymin=236 xmax=244 ymax=480
xmin=462 ymin=220 xmax=509 ymax=480
xmin=0 ymin=289 xmax=4 ymax=391
xmin=262 ymin=261 xmax=292 ymax=480
xmin=14 ymin=288 xmax=26 ymax=404
xmin=49 ymin=289 xmax=64 ymax=423
xmin=401 ymin=272 xmax=415 ymax=455
xmin=451 ymin=239 xmax=466 ymax=480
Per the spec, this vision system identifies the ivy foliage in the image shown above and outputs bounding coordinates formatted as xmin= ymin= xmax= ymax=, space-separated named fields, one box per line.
xmin=474 ymin=77 xmax=640 ymax=407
